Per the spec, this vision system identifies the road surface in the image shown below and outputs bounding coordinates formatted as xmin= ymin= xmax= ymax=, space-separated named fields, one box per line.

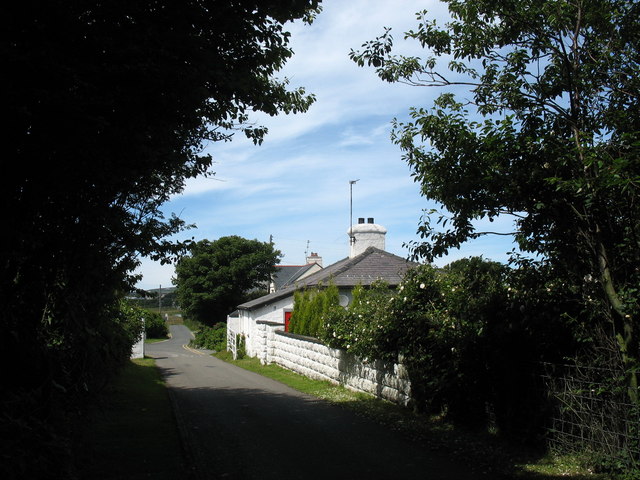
xmin=147 ymin=325 xmax=478 ymax=480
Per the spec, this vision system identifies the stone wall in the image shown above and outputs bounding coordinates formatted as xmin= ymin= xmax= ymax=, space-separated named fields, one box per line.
xmin=254 ymin=322 xmax=411 ymax=405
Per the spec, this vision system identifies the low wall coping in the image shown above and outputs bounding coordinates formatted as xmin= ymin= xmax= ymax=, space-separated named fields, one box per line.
xmin=275 ymin=330 xmax=326 ymax=345
xmin=256 ymin=321 xmax=285 ymax=327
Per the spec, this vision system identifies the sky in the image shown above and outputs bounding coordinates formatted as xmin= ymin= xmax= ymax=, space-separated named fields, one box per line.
xmin=135 ymin=0 xmax=518 ymax=291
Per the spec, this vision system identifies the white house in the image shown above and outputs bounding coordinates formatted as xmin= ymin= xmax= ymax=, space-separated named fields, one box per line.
xmin=228 ymin=218 xmax=417 ymax=358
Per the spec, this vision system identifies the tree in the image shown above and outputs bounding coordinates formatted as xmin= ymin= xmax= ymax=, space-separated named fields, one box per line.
xmin=351 ymin=0 xmax=639 ymax=401
xmin=175 ymin=236 xmax=282 ymax=325
xmin=2 ymin=1 xmax=319 ymax=477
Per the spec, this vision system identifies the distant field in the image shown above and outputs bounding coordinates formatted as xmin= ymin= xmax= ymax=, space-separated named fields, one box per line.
xmin=146 ymin=307 xmax=183 ymax=324
xmin=145 ymin=307 xmax=205 ymax=333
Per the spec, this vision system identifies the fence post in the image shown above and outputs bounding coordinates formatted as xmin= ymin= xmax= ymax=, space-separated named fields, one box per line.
xmin=227 ymin=325 xmax=237 ymax=360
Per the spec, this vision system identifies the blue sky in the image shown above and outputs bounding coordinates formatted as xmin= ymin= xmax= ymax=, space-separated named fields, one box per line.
xmin=135 ymin=0 xmax=517 ymax=290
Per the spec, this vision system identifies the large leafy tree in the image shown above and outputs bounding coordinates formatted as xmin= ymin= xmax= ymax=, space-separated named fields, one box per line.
xmin=351 ymin=0 xmax=639 ymax=399
xmin=2 ymin=1 xmax=318 ymax=477
xmin=175 ymin=236 xmax=282 ymax=325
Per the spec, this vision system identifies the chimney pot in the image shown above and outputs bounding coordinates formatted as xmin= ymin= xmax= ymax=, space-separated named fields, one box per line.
xmin=358 ymin=218 xmax=365 ymax=224
xmin=367 ymin=217 xmax=374 ymax=224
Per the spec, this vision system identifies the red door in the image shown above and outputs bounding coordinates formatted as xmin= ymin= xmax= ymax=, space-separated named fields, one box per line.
xmin=284 ymin=311 xmax=292 ymax=332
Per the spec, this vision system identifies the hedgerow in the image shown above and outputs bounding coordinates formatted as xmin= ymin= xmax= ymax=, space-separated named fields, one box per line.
xmin=192 ymin=322 xmax=227 ymax=351
xmin=288 ymin=257 xmax=582 ymax=440
xmin=144 ymin=310 xmax=169 ymax=339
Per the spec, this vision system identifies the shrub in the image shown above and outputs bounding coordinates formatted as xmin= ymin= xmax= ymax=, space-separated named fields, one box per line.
xmin=192 ymin=322 xmax=227 ymax=351
xmin=144 ymin=311 xmax=169 ymax=339
xmin=290 ymin=282 xmax=343 ymax=338
xmin=322 ymin=280 xmax=395 ymax=360
xmin=236 ymin=333 xmax=246 ymax=359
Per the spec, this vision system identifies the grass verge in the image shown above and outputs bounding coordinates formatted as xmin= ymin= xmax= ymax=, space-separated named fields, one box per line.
xmin=213 ymin=350 xmax=610 ymax=480
xmin=79 ymin=357 xmax=188 ymax=480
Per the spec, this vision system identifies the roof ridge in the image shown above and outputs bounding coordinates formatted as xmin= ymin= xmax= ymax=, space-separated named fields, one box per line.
xmin=238 ymin=247 xmax=417 ymax=310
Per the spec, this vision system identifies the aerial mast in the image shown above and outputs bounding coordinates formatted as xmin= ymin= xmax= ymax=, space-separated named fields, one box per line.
xmin=349 ymin=179 xmax=359 ymax=245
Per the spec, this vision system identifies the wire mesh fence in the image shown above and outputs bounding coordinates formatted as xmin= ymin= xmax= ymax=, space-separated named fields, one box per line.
xmin=541 ymin=362 xmax=640 ymax=469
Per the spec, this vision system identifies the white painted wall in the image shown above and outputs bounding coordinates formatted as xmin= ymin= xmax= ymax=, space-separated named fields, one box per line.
xmin=131 ymin=328 xmax=145 ymax=359
xmin=237 ymin=295 xmax=293 ymax=357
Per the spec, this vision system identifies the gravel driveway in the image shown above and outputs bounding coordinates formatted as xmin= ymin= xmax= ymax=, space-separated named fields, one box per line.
xmin=147 ymin=325 xmax=477 ymax=480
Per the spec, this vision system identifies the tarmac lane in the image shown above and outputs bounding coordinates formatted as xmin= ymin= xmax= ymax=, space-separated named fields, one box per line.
xmin=146 ymin=325 xmax=478 ymax=480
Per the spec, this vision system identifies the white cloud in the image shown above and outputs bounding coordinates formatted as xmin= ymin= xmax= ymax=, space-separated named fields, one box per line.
xmin=135 ymin=0 xmax=516 ymax=290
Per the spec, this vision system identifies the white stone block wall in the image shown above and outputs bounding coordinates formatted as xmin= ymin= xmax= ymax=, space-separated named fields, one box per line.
xmin=252 ymin=321 xmax=285 ymax=364
xmin=268 ymin=330 xmax=411 ymax=405
xmin=254 ymin=322 xmax=268 ymax=364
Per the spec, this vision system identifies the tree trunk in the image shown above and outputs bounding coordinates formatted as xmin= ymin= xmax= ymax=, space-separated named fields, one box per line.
xmin=597 ymin=239 xmax=638 ymax=404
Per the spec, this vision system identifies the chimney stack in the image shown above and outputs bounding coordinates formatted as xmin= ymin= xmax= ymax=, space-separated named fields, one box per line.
xmin=306 ymin=252 xmax=323 ymax=267
xmin=347 ymin=218 xmax=387 ymax=258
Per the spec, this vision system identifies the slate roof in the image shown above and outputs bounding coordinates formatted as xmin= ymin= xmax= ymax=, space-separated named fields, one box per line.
xmin=238 ymin=247 xmax=417 ymax=310
xmin=271 ymin=264 xmax=319 ymax=291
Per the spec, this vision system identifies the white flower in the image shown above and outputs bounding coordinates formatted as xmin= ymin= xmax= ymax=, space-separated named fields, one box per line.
xmin=420 ymin=283 xmax=426 ymax=289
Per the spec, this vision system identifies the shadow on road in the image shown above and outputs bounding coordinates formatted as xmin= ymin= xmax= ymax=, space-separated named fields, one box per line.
xmin=159 ymin=374 xmax=478 ymax=479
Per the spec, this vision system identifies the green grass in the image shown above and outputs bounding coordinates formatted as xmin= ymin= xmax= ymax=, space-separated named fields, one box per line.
xmin=160 ymin=309 xmax=204 ymax=334
xmin=79 ymin=358 xmax=188 ymax=480
xmin=213 ymin=350 xmax=612 ymax=480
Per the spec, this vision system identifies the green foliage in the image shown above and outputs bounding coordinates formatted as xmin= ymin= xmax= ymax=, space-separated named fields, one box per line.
xmin=322 ymin=281 xmax=396 ymax=361
xmin=192 ymin=323 xmax=227 ymax=351
xmin=143 ymin=311 xmax=169 ymax=339
xmin=117 ymin=301 xmax=148 ymax=346
xmin=316 ymin=258 xmax=579 ymax=436
xmin=0 ymin=298 xmax=146 ymax=480
xmin=289 ymin=282 xmax=343 ymax=338
xmin=351 ymin=0 xmax=640 ymax=403
xmin=236 ymin=334 xmax=247 ymax=359
xmin=4 ymin=1 xmax=319 ymax=477
xmin=287 ymin=255 xmax=632 ymax=473
xmin=385 ymin=265 xmax=464 ymax=416
xmin=175 ymin=236 xmax=282 ymax=326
